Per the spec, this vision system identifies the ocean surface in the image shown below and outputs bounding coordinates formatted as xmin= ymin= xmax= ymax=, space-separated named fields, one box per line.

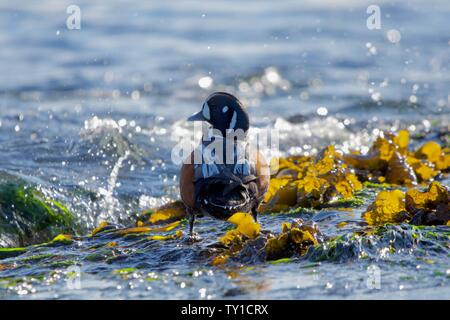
xmin=0 ymin=0 xmax=449 ymax=299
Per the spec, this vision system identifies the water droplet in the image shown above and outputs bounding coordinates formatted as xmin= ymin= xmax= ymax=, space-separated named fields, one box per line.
xmin=118 ymin=119 xmax=127 ymax=127
xmin=198 ymin=76 xmax=213 ymax=89
xmin=409 ymin=95 xmax=418 ymax=104
xmin=316 ymin=106 xmax=328 ymax=116
xmin=265 ymin=67 xmax=280 ymax=84
xmin=198 ymin=288 xmax=207 ymax=298
xmin=387 ymin=29 xmax=401 ymax=43
xmin=371 ymin=92 xmax=382 ymax=102
xmin=131 ymin=90 xmax=140 ymax=100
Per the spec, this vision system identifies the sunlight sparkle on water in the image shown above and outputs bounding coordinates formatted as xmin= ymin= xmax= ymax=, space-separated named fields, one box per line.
xmin=387 ymin=29 xmax=402 ymax=43
xmin=316 ymin=106 xmax=328 ymax=116
xmin=198 ymin=76 xmax=213 ymax=89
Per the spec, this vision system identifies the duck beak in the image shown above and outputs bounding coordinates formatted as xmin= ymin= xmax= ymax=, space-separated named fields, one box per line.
xmin=187 ymin=110 xmax=205 ymax=122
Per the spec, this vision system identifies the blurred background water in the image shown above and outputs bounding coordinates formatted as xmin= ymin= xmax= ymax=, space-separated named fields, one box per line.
xmin=0 ymin=0 xmax=449 ymax=299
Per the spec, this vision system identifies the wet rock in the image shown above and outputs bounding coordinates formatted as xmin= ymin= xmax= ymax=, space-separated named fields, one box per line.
xmin=0 ymin=172 xmax=76 ymax=248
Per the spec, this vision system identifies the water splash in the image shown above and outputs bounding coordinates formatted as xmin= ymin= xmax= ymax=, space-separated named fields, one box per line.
xmin=98 ymin=150 xmax=130 ymax=222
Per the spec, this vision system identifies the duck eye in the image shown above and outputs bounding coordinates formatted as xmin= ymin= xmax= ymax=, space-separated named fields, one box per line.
xmin=222 ymin=106 xmax=229 ymax=113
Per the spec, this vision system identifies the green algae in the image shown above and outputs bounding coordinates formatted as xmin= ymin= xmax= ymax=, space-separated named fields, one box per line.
xmin=319 ymin=196 xmax=365 ymax=208
xmin=84 ymin=249 xmax=116 ymax=262
xmin=48 ymin=260 xmax=78 ymax=268
xmin=305 ymin=224 xmax=449 ymax=263
xmin=19 ymin=253 xmax=54 ymax=263
xmin=363 ymin=181 xmax=392 ymax=189
xmin=299 ymin=262 xmax=321 ymax=269
xmin=0 ymin=179 xmax=76 ymax=247
xmin=113 ymin=268 xmax=138 ymax=277
xmin=114 ymin=267 xmax=138 ymax=273
xmin=268 ymin=257 xmax=292 ymax=264
xmin=0 ymin=247 xmax=27 ymax=259
xmin=305 ymin=234 xmax=360 ymax=262
xmin=0 ymin=274 xmax=46 ymax=289
xmin=284 ymin=207 xmax=316 ymax=215
xmin=144 ymin=277 xmax=159 ymax=282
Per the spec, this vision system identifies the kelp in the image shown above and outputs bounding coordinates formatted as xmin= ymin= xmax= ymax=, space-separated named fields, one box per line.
xmin=139 ymin=201 xmax=186 ymax=225
xmin=89 ymin=202 xmax=186 ymax=240
xmin=362 ymin=190 xmax=408 ymax=225
xmin=363 ymin=182 xmax=449 ymax=226
xmin=344 ymin=130 xmax=450 ymax=184
xmin=218 ymin=212 xmax=260 ymax=249
xmin=406 ymin=182 xmax=449 ymax=226
xmin=91 ymin=221 xmax=110 ymax=236
xmin=213 ymin=217 xmax=323 ymax=265
xmin=115 ymin=220 xmax=182 ymax=236
xmin=264 ymin=220 xmax=322 ymax=260
xmin=49 ymin=234 xmax=73 ymax=245
xmin=405 ymin=181 xmax=448 ymax=211
xmin=147 ymin=230 xmax=184 ymax=241
xmin=260 ymin=146 xmax=363 ymax=211
xmin=260 ymin=130 xmax=449 ymax=213
xmin=259 ymin=177 xmax=296 ymax=212
xmin=227 ymin=212 xmax=260 ymax=239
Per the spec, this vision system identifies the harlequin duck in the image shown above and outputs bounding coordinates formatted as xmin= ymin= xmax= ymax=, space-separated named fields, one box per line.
xmin=180 ymin=92 xmax=270 ymax=237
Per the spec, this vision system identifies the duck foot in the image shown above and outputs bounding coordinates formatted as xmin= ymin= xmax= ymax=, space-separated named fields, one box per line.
xmin=183 ymin=232 xmax=202 ymax=244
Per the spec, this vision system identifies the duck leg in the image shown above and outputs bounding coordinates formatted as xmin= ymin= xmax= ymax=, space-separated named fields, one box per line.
xmin=188 ymin=211 xmax=195 ymax=235
xmin=185 ymin=208 xmax=201 ymax=243
xmin=251 ymin=206 xmax=258 ymax=222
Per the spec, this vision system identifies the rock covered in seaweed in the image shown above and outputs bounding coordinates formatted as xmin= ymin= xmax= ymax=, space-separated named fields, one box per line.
xmin=0 ymin=172 xmax=76 ymax=248
xmin=305 ymin=224 xmax=449 ymax=263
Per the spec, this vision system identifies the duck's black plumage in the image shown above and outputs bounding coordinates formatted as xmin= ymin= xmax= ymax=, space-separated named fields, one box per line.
xmin=180 ymin=92 xmax=270 ymax=236
xmin=194 ymin=166 xmax=259 ymax=220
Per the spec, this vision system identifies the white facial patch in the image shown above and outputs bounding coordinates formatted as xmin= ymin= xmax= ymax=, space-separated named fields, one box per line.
xmin=229 ymin=111 xmax=237 ymax=129
xmin=222 ymin=106 xmax=228 ymax=113
xmin=202 ymin=102 xmax=210 ymax=120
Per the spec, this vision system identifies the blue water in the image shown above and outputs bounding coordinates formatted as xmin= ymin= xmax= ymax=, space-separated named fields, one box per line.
xmin=0 ymin=0 xmax=449 ymax=299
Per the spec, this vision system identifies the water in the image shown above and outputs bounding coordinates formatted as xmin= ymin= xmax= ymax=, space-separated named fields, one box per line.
xmin=0 ymin=0 xmax=449 ymax=299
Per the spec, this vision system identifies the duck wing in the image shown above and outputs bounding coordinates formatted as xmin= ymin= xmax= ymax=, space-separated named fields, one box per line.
xmin=255 ymin=151 xmax=270 ymax=201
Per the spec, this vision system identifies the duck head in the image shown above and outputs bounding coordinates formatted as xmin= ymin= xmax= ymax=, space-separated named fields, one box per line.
xmin=188 ymin=92 xmax=249 ymax=137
